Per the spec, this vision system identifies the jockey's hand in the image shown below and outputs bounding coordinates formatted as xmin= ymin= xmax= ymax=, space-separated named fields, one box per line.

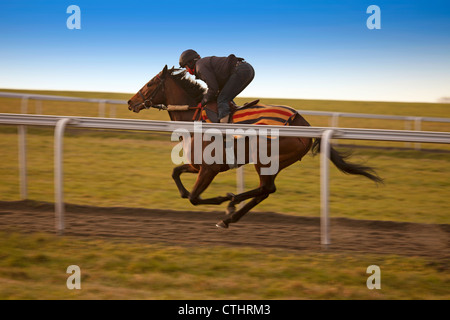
xmin=200 ymin=96 xmax=209 ymax=107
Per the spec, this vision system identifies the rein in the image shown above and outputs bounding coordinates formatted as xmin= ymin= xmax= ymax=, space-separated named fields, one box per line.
xmin=192 ymin=103 xmax=203 ymax=121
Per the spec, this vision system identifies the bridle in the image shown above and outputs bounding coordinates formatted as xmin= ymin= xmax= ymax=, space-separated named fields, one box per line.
xmin=130 ymin=68 xmax=202 ymax=119
xmin=130 ymin=74 xmax=167 ymax=112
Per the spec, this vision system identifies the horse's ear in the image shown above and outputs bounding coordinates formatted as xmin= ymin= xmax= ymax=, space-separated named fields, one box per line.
xmin=162 ymin=65 xmax=168 ymax=75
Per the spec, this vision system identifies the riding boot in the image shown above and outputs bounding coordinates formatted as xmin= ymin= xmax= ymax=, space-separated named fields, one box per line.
xmin=217 ymin=102 xmax=231 ymax=123
xmin=219 ymin=114 xmax=230 ymax=123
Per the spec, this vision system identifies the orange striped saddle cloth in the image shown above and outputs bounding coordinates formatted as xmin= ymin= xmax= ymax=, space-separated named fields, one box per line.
xmin=202 ymin=103 xmax=297 ymax=126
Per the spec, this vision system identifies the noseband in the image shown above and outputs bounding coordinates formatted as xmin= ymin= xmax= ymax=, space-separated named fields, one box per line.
xmin=132 ymin=75 xmax=166 ymax=111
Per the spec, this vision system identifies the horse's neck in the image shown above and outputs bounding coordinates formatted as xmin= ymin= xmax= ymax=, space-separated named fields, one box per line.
xmin=165 ymin=79 xmax=199 ymax=122
xmin=166 ymin=96 xmax=198 ymax=122
xmin=168 ymin=109 xmax=198 ymax=122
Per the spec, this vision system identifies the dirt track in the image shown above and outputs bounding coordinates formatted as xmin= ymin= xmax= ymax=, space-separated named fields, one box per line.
xmin=0 ymin=200 xmax=449 ymax=262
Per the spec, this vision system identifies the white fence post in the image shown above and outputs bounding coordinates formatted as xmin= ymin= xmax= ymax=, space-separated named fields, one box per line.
xmin=20 ymin=97 xmax=28 ymax=114
xmin=35 ymin=99 xmax=43 ymax=114
xmin=414 ymin=117 xmax=422 ymax=150
xmin=404 ymin=118 xmax=413 ymax=148
xmin=18 ymin=125 xmax=27 ymax=199
xmin=330 ymin=113 xmax=340 ymax=146
xmin=236 ymin=166 xmax=245 ymax=208
xmin=109 ymin=105 xmax=116 ymax=118
xmin=98 ymin=100 xmax=106 ymax=117
xmin=330 ymin=113 xmax=340 ymax=127
xmin=54 ymin=118 xmax=72 ymax=235
xmin=320 ymin=129 xmax=334 ymax=248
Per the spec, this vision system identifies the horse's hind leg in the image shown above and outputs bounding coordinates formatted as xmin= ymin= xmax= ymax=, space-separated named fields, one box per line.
xmin=225 ymin=171 xmax=277 ymax=215
xmin=217 ymin=193 xmax=269 ymax=228
xmin=218 ymin=174 xmax=276 ymax=228
xmin=225 ymin=185 xmax=268 ymax=215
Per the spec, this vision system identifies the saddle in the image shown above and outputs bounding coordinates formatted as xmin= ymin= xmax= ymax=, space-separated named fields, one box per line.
xmin=202 ymin=99 xmax=260 ymax=123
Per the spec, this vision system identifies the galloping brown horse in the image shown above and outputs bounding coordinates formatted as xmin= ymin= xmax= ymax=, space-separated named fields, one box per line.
xmin=128 ymin=65 xmax=382 ymax=228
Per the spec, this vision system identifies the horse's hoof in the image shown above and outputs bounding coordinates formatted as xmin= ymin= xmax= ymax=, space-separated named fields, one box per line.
xmin=216 ymin=220 xmax=229 ymax=229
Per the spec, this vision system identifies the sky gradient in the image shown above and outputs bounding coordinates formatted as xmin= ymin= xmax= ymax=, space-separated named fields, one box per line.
xmin=1 ymin=0 xmax=450 ymax=102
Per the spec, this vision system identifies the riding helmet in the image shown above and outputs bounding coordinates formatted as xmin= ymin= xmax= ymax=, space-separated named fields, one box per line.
xmin=179 ymin=49 xmax=200 ymax=68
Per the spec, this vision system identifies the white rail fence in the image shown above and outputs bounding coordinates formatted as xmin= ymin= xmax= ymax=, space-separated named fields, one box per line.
xmin=0 ymin=92 xmax=124 ymax=118
xmin=1 ymin=113 xmax=449 ymax=246
xmin=1 ymin=91 xmax=450 ymax=143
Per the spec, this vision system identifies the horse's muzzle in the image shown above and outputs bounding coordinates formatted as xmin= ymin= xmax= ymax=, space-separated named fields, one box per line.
xmin=131 ymin=106 xmax=141 ymax=113
xmin=128 ymin=100 xmax=142 ymax=113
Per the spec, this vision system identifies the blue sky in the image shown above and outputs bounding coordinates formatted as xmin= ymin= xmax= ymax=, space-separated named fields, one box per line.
xmin=1 ymin=0 xmax=449 ymax=102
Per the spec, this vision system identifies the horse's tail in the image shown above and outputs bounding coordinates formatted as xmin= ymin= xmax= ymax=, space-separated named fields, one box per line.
xmin=311 ymin=138 xmax=383 ymax=184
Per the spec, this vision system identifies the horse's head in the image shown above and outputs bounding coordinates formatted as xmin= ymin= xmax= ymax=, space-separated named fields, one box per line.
xmin=128 ymin=65 xmax=170 ymax=113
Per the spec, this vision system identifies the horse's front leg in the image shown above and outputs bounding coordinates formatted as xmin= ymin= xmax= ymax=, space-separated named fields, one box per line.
xmin=188 ymin=165 xmax=233 ymax=205
xmin=172 ymin=164 xmax=199 ymax=198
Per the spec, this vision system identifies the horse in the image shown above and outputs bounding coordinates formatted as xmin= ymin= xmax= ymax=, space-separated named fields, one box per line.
xmin=128 ymin=65 xmax=382 ymax=228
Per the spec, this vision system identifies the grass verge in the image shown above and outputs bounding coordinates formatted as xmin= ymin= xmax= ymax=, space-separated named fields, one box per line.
xmin=0 ymin=232 xmax=448 ymax=299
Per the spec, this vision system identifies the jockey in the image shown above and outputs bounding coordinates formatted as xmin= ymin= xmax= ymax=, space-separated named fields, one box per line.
xmin=179 ymin=49 xmax=255 ymax=123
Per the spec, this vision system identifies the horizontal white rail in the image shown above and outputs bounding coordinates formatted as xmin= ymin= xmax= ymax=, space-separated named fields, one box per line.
xmin=299 ymin=109 xmax=450 ymax=123
xmin=1 ymin=91 xmax=449 ymax=123
xmin=1 ymin=113 xmax=449 ymax=144
xmin=1 ymin=113 xmax=449 ymax=244
xmin=0 ymin=91 xmax=124 ymax=105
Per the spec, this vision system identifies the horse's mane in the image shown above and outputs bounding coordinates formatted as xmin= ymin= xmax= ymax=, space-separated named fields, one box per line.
xmin=169 ymin=69 xmax=206 ymax=102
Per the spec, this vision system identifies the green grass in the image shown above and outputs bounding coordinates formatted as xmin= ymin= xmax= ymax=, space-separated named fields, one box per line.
xmin=0 ymin=232 xmax=448 ymax=299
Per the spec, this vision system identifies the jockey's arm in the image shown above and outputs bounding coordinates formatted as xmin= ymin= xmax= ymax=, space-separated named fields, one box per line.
xmin=196 ymin=62 xmax=219 ymax=106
